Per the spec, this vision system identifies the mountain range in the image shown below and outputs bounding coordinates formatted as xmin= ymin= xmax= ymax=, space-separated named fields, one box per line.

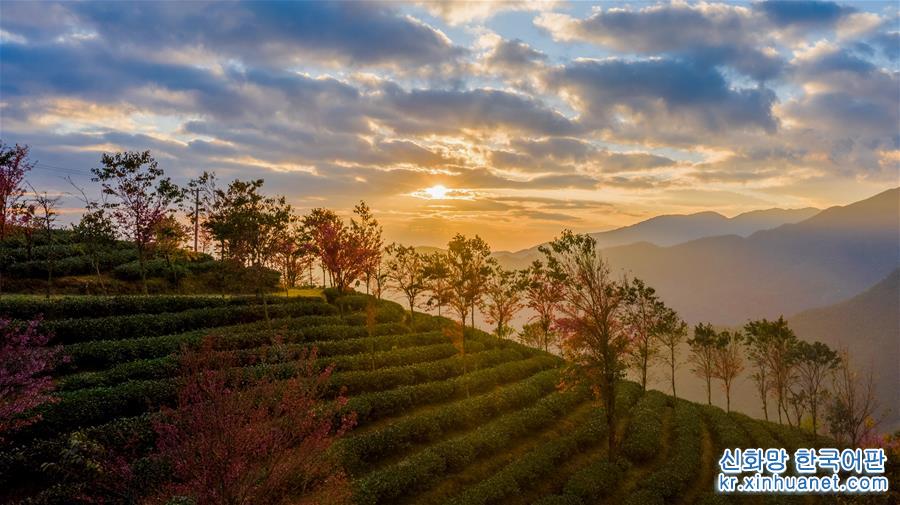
xmin=494 ymin=206 xmax=820 ymax=262
xmin=494 ymin=188 xmax=899 ymax=325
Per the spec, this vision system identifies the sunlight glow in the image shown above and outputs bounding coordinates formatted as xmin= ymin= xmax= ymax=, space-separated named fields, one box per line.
xmin=424 ymin=184 xmax=449 ymax=199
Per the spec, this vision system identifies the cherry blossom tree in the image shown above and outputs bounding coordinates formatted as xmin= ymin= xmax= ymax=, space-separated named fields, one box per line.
xmin=151 ymin=339 xmax=355 ymax=505
xmin=0 ymin=142 xmax=33 ymax=240
xmin=0 ymin=318 xmax=62 ymax=440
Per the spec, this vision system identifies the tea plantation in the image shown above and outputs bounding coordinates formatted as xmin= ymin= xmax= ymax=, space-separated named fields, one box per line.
xmin=0 ymin=293 xmax=850 ymax=504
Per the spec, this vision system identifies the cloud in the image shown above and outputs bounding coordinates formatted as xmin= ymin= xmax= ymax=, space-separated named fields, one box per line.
xmin=489 ymin=137 xmax=676 ymax=174
xmin=375 ymin=85 xmax=578 ymax=137
xmin=547 ymin=58 xmax=779 ymax=144
xmin=2 ymin=1 xmax=464 ymax=69
xmin=417 ymin=1 xmax=558 ymax=25
xmin=755 ymin=0 xmax=854 ymax=28
xmin=535 ymin=3 xmax=784 ymax=81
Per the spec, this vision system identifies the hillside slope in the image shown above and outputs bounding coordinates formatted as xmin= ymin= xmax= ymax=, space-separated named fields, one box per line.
xmin=790 ymin=269 xmax=900 ymax=429
xmin=0 ymin=294 xmax=838 ymax=505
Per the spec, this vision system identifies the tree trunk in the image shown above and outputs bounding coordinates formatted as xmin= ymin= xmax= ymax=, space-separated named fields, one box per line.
xmin=94 ymin=258 xmax=107 ymax=295
xmin=706 ymin=375 xmax=712 ymax=405
xmin=670 ymin=349 xmax=677 ymax=401
xmin=138 ymin=245 xmax=149 ymax=295
xmin=640 ymin=358 xmax=648 ymax=391
xmin=605 ymin=373 xmax=617 ymax=456
xmin=725 ymin=382 xmax=731 ymax=412
xmin=811 ymin=403 xmax=818 ymax=436
xmin=460 ymin=318 xmax=469 ymax=398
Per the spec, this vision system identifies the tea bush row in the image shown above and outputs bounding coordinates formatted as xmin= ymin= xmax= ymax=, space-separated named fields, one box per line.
xmin=44 ymin=301 xmax=338 ymax=344
xmin=620 ymin=390 xmax=671 ymax=463
xmin=353 ymin=387 xmax=586 ymax=505
xmin=339 ymin=368 xmax=560 ymax=473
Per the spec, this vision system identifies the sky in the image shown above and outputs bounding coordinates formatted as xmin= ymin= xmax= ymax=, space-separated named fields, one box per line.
xmin=1 ymin=0 xmax=898 ymax=251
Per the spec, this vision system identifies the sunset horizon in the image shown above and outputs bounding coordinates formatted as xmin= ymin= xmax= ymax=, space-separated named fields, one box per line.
xmin=3 ymin=0 xmax=898 ymax=250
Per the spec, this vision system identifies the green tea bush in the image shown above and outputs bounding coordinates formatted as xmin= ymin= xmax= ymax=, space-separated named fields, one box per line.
xmin=347 ymin=355 xmax=558 ymax=425
xmin=450 ymin=410 xmax=607 ymax=505
xmin=339 ymin=369 xmax=560 ymax=472
xmin=353 ymin=388 xmax=586 ymax=505
xmin=642 ymin=401 xmax=703 ymax=500
xmin=621 ymin=390 xmax=670 ymax=463
xmin=61 ymin=321 xmax=411 ymax=371
xmin=563 ymin=456 xmax=631 ymax=501
xmin=59 ymin=342 xmax=467 ymax=391
xmin=0 ymin=294 xmax=309 ymax=320
xmin=699 ymin=405 xmax=751 ymax=449
xmin=43 ymin=301 xmax=337 ymax=344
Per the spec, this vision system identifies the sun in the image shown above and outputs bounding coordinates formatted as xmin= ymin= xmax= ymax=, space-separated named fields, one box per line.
xmin=423 ymin=184 xmax=449 ymax=200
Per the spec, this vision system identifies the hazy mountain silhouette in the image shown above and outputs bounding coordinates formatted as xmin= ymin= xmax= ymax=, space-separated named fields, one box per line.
xmin=493 ymin=207 xmax=819 ymax=263
xmin=493 ymin=188 xmax=898 ymax=325
xmin=790 ymin=269 xmax=899 ymax=428
xmin=600 ymin=188 xmax=898 ymax=324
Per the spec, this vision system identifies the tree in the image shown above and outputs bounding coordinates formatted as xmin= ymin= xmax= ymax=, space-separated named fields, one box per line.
xmin=0 ymin=142 xmax=34 ymax=296
xmin=712 ymin=330 xmax=744 ymax=413
xmin=827 ymin=350 xmax=881 ymax=447
xmin=151 ymin=339 xmax=355 ymax=505
xmin=0 ymin=318 xmax=62 ymax=440
xmin=481 ymin=264 xmax=525 ymax=340
xmin=687 ymin=323 xmax=718 ymax=406
xmin=792 ymin=340 xmax=840 ymax=435
xmin=302 ymin=208 xmax=342 ymax=288
xmin=540 ymin=230 xmax=631 ymax=456
xmin=302 ymin=203 xmax=382 ymax=293
xmin=422 ymin=252 xmax=451 ymax=317
xmin=624 ymin=278 xmax=667 ymax=391
xmin=152 ymin=214 xmax=188 ymax=284
xmin=27 ymin=183 xmax=60 ymax=299
xmin=522 ymin=260 xmax=564 ymax=353
xmin=384 ymin=243 xmax=427 ymax=316
xmin=273 ymin=225 xmax=314 ymax=292
xmin=353 ymin=202 xmax=383 ymax=295
xmin=72 ymin=208 xmax=116 ymax=294
xmin=92 ymin=151 xmax=181 ymax=294
xmin=69 ymin=179 xmax=116 ymax=294
xmin=745 ymin=317 xmax=799 ymax=425
xmin=446 ymin=234 xmax=492 ymax=330
xmin=0 ymin=142 xmax=33 ymax=240
xmin=656 ymin=308 xmax=687 ymax=401
xmin=205 ymin=179 xmax=292 ymax=326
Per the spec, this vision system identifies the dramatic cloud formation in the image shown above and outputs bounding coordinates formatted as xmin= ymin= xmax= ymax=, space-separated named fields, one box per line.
xmin=0 ymin=0 xmax=896 ymax=250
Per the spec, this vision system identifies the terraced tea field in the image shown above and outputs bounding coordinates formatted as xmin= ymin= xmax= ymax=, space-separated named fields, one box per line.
xmin=0 ymin=294 xmax=839 ymax=504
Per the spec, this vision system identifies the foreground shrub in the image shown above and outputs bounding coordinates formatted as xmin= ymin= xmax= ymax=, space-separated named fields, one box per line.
xmin=148 ymin=340 xmax=355 ymax=505
xmin=0 ymin=318 xmax=63 ymax=440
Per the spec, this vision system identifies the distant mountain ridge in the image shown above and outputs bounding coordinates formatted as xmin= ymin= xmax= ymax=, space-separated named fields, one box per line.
xmin=600 ymin=188 xmax=898 ymax=324
xmin=493 ymin=206 xmax=819 ymax=262
xmin=490 ymin=188 xmax=899 ymax=325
